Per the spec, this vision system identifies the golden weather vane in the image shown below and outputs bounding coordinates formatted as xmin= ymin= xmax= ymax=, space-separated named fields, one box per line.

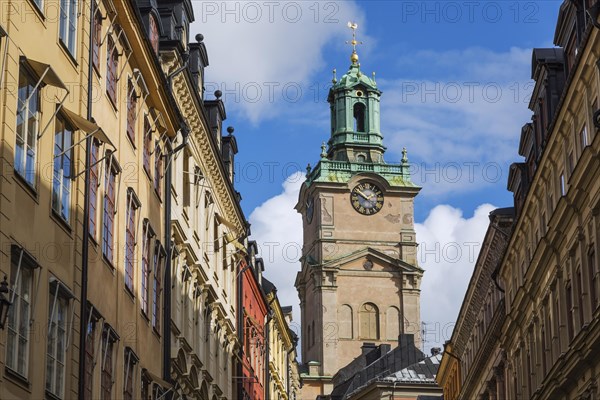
xmin=346 ymin=21 xmax=363 ymax=64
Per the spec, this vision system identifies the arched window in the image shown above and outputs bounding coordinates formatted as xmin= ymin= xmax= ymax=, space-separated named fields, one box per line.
xmin=386 ymin=306 xmax=400 ymax=340
xmin=353 ymin=103 xmax=366 ymax=132
xmin=339 ymin=304 xmax=353 ymax=339
xmin=307 ymin=324 xmax=312 ymax=347
xmin=359 ymin=303 xmax=379 ymax=339
xmin=311 ymin=320 xmax=316 ymax=346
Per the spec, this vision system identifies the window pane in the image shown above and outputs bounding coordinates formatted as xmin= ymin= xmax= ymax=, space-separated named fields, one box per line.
xmin=15 ymin=69 xmax=38 ymax=186
xmin=53 ymin=118 xmax=73 ymax=222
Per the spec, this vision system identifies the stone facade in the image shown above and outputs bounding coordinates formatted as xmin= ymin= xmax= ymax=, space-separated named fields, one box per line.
xmin=436 ymin=208 xmax=514 ymax=400
xmin=162 ymin=1 xmax=248 ymax=399
xmin=439 ymin=1 xmax=600 ymax=399
xmin=295 ymin=45 xmax=423 ymax=398
xmin=500 ymin=2 xmax=600 ymax=398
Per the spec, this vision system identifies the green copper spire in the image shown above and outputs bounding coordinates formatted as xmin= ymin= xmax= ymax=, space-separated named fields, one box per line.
xmin=325 ymin=22 xmax=384 ymax=164
xmin=304 ymin=22 xmax=417 ymax=189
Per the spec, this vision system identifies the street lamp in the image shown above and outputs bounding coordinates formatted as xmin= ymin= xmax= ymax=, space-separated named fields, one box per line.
xmin=0 ymin=275 xmax=11 ymax=330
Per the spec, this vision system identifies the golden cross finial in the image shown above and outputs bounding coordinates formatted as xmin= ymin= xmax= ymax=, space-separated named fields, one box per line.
xmin=346 ymin=21 xmax=362 ymax=64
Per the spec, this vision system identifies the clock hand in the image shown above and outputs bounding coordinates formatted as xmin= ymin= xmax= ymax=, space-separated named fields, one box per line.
xmin=356 ymin=189 xmax=370 ymax=200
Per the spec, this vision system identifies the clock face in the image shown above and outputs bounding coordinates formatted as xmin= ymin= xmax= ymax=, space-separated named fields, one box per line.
xmin=350 ymin=182 xmax=384 ymax=215
xmin=306 ymin=196 xmax=314 ymax=224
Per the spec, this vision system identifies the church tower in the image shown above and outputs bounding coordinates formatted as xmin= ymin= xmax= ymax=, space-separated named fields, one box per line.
xmin=294 ymin=24 xmax=424 ymax=397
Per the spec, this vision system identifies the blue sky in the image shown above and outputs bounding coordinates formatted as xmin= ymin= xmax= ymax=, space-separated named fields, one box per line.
xmin=192 ymin=1 xmax=562 ymax=350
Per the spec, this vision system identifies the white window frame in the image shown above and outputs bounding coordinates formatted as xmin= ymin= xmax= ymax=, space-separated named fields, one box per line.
xmin=59 ymin=0 xmax=78 ymax=56
xmin=100 ymin=324 xmax=119 ymax=400
xmin=123 ymin=347 xmax=139 ymax=399
xmin=52 ymin=115 xmax=74 ymax=222
xmin=152 ymin=242 xmax=165 ymax=330
xmin=141 ymin=220 xmax=155 ymax=315
xmin=6 ymin=246 xmax=41 ymax=379
xmin=581 ymin=125 xmax=589 ymax=150
xmin=46 ymin=279 xmax=74 ymax=398
xmin=15 ymin=68 xmax=40 ymax=187
xmin=124 ymin=188 xmax=141 ymax=292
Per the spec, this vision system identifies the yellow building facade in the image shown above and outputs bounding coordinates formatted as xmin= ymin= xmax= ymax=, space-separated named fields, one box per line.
xmin=263 ymin=278 xmax=300 ymax=400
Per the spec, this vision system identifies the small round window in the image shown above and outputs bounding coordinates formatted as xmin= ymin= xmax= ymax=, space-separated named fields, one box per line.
xmin=356 ymin=90 xmax=364 ymax=97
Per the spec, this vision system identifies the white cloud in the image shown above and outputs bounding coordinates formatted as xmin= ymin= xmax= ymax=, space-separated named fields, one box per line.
xmin=191 ymin=1 xmax=367 ymax=124
xmin=248 ymin=172 xmax=305 ymax=333
xmin=379 ymin=47 xmax=533 ymax=198
xmin=415 ymin=203 xmax=497 ymax=349
xmin=249 ymin=173 xmax=496 ymax=353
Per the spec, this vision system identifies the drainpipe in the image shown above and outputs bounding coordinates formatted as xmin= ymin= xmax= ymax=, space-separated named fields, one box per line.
xmin=164 ymin=126 xmax=189 ymax=397
xmin=78 ymin=0 xmax=95 ymax=398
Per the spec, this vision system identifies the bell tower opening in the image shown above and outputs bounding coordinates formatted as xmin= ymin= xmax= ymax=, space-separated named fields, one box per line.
xmin=353 ymin=103 xmax=366 ymax=132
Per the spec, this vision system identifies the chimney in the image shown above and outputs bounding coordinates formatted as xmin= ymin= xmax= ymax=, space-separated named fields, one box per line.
xmin=188 ymin=33 xmax=209 ymax=98
xmin=203 ymin=90 xmax=226 ymax=148
xmin=361 ymin=342 xmax=377 ymax=356
xmin=221 ymin=126 xmax=238 ymax=183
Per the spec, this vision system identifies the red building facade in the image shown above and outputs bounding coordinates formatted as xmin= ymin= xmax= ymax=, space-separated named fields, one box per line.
xmin=238 ymin=249 xmax=268 ymax=400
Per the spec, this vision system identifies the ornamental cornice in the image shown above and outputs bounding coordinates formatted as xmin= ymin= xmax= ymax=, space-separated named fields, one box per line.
xmin=167 ymin=56 xmax=245 ymax=236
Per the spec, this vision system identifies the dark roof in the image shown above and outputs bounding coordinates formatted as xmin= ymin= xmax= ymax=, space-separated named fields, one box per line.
xmin=261 ymin=277 xmax=276 ymax=294
xmin=385 ymin=353 xmax=442 ymax=383
xmin=331 ymin=335 xmax=428 ymax=400
xmin=281 ymin=306 xmax=293 ymax=314
xmin=531 ymin=48 xmax=565 ymax=80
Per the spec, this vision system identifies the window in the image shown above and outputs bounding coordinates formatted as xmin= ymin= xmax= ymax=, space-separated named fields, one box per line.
xmin=125 ymin=189 xmax=140 ymax=292
xmin=154 ymin=147 xmax=162 ymax=196
xmin=89 ymin=140 xmax=100 ymax=237
xmin=52 ymin=116 xmax=73 ymax=222
xmin=590 ymin=251 xmax=598 ymax=310
xmin=59 ymin=0 xmax=78 ymax=55
xmin=353 ymin=103 xmax=366 ymax=132
xmin=152 ymin=243 xmax=165 ymax=331
xmin=123 ymin=348 xmax=139 ymax=400
xmin=577 ymin=268 xmax=585 ymax=329
xmin=126 ymin=80 xmax=137 ymax=145
xmin=84 ymin=319 xmax=96 ymax=400
xmin=46 ymin=282 xmax=71 ymax=398
xmin=148 ymin=14 xmax=159 ymax=54
xmin=100 ymin=328 xmax=116 ymax=400
xmin=143 ymin=116 xmax=152 ymax=176
xmin=386 ymin=306 xmax=400 ymax=340
xmin=359 ymin=303 xmax=379 ymax=340
xmin=581 ymin=126 xmax=589 ymax=150
xmin=566 ymin=283 xmax=574 ymax=341
xmin=15 ymin=68 xmax=40 ymax=187
xmin=560 ymin=172 xmax=566 ymax=196
xmin=92 ymin=8 xmax=102 ymax=70
xmin=141 ymin=222 xmax=154 ymax=316
xmin=106 ymin=36 xmax=118 ymax=104
xmin=567 ymin=151 xmax=574 ymax=176
xmin=334 ymin=305 xmax=351 ymax=339
xmin=103 ymin=157 xmax=117 ymax=263
xmin=6 ymin=248 xmax=36 ymax=378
